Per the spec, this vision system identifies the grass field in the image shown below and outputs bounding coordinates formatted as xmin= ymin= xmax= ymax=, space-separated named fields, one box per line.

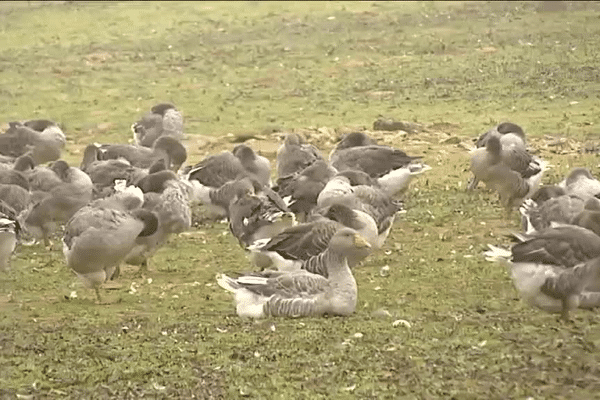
xmin=2 ymin=1 xmax=600 ymax=398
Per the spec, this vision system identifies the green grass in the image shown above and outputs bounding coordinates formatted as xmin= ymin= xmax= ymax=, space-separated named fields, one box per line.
xmin=2 ymin=1 xmax=600 ymax=398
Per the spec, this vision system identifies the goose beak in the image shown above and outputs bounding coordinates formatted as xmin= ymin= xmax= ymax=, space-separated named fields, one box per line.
xmin=353 ymin=234 xmax=371 ymax=249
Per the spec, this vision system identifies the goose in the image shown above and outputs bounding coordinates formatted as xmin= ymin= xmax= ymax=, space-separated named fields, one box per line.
xmin=0 ymin=183 xmax=30 ymax=215
xmin=475 ymin=121 xmax=526 ymax=148
xmin=22 ymin=181 xmax=94 ymax=247
xmin=329 ymin=132 xmax=421 ymax=181
xmin=0 ymin=155 xmax=31 ymax=191
xmin=189 ymin=176 xmax=257 ymax=219
xmin=63 ymin=205 xmax=159 ymax=302
xmin=469 ymin=135 xmax=546 ymax=213
xmin=216 ymin=228 xmax=369 ymax=318
xmin=317 ymin=174 xmax=404 ymax=248
xmin=273 ymin=159 xmax=337 ymax=222
xmin=184 ymin=145 xmax=272 ymax=198
xmin=520 ymin=194 xmax=586 ymax=234
xmin=485 ymin=224 xmax=600 ymax=320
xmin=228 ymin=188 xmax=296 ymax=248
xmin=558 ymin=168 xmax=600 ymax=201
xmin=276 ymin=133 xmax=324 ymax=178
xmin=100 ymin=136 xmax=187 ymax=172
xmin=132 ymin=103 xmax=184 ymax=147
xmin=124 ymin=178 xmax=192 ymax=272
xmin=248 ymin=203 xmax=374 ymax=271
xmin=0 ymin=200 xmax=20 ymax=271
xmin=80 ymin=144 xmax=148 ymax=198
xmin=0 ymin=120 xmax=66 ymax=164
xmin=232 ymin=144 xmax=272 ymax=187
xmin=530 ymin=185 xmax=568 ymax=205
xmin=50 ymin=160 xmax=94 ymax=196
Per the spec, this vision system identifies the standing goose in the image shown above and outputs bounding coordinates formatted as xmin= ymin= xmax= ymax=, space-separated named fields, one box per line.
xmin=63 ymin=205 xmax=158 ymax=302
xmin=216 ymin=228 xmax=368 ymax=318
xmin=124 ymin=178 xmax=192 ymax=272
xmin=0 ymin=200 xmax=20 ymax=271
xmin=276 ymin=133 xmax=324 ymax=178
xmin=132 ymin=103 xmax=184 ymax=148
xmin=232 ymin=144 xmax=272 ymax=188
xmin=485 ymin=224 xmax=600 ymax=320
xmin=475 ymin=122 xmax=526 ymax=149
xmin=469 ymin=135 xmax=546 ymax=213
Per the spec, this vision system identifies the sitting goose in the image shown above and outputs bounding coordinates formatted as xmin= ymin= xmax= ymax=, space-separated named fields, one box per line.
xmin=228 ymin=187 xmax=296 ymax=248
xmin=248 ymin=203 xmax=375 ymax=271
xmin=520 ymin=195 xmax=587 ymax=234
xmin=273 ymin=159 xmax=337 ymax=222
xmin=80 ymin=144 xmax=148 ymax=199
xmin=100 ymin=136 xmax=187 ymax=172
xmin=276 ymin=132 xmax=324 ymax=178
xmin=329 ymin=131 xmax=422 ymax=181
xmin=0 ymin=183 xmax=30 ymax=215
xmin=216 ymin=228 xmax=368 ymax=318
xmin=317 ymin=173 xmax=403 ymax=248
xmin=558 ymin=168 xmax=600 ymax=201
xmin=189 ymin=176 xmax=256 ymax=219
xmin=0 ymin=120 xmax=66 ymax=164
xmin=63 ymin=202 xmax=158 ymax=302
xmin=485 ymin=224 xmax=600 ymax=320
xmin=469 ymin=135 xmax=546 ymax=213
xmin=132 ymin=103 xmax=184 ymax=148
xmin=0 ymin=200 xmax=20 ymax=271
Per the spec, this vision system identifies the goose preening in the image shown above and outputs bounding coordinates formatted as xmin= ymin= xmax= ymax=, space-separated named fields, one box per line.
xmin=132 ymin=103 xmax=184 ymax=148
xmin=558 ymin=168 xmax=600 ymax=201
xmin=100 ymin=136 xmax=187 ymax=173
xmin=63 ymin=202 xmax=159 ymax=302
xmin=248 ymin=203 xmax=374 ymax=271
xmin=276 ymin=132 xmax=324 ymax=178
xmin=475 ymin=121 xmax=526 ymax=149
xmin=469 ymin=135 xmax=546 ymax=213
xmin=0 ymin=120 xmax=66 ymax=164
xmin=216 ymin=228 xmax=369 ymax=318
xmin=124 ymin=178 xmax=192 ymax=273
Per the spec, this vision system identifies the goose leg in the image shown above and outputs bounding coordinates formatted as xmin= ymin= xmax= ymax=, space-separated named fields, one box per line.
xmin=561 ymin=295 xmax=578 ymax=322
xmin=467 ymin=177 xmax=479 ymax=191
xmin=94 ymin=287 xmax=103 ymax=303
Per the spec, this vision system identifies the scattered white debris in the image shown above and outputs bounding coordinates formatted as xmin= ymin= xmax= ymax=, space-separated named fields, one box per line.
xmin=152 ymin=382 xmax=166 ymax=391
xmin=343 ymin=384 xmax=356 ymax=392
xmin=216 ymin=327 xmax=227 ymax=333
xmin=353 ymin=332 xmax=363 ymax=339
xmin=393 ymin=319 xmax=412 ymax=328
xmin=69 ymin=291 xmax=78 ymax=299
xmin=380 ymin=265 xmax=390 ymax=277
xmin=147 ymin=278 xmax=153 ymax=284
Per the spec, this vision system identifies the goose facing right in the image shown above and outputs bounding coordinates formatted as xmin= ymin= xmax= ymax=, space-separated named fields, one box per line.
xmin=216 ymin=228 xmax=368 ymax=318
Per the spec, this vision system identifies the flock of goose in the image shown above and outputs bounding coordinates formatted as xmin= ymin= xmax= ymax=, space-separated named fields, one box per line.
xmin=1 ymin=108 xmax=600 ymax=321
